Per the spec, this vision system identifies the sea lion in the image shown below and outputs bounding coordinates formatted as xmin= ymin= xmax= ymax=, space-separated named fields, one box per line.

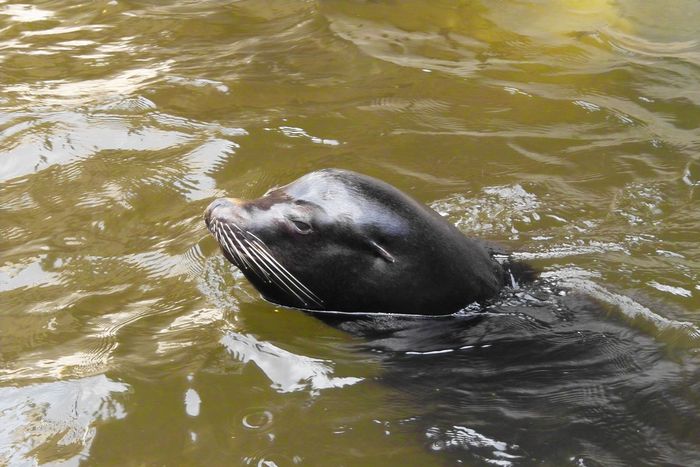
xmin=203 ymin=168 xmax=507 ymax=315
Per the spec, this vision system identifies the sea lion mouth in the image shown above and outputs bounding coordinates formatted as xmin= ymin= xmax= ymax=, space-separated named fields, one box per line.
xmin=205 ymin=205 xmax=323 ymax=309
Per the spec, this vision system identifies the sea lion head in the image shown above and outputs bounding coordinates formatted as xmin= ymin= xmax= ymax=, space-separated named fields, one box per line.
xmin=204 ymin=168 xmax=503 ymax=314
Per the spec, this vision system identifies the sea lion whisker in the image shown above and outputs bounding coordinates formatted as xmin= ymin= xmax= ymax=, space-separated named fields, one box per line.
xmin=251 ymin=240 xmax=321 ymax=301
xmin=234 ymin=236 xmax=273 ymax=284
xmin=242 ymin=238 xmax=299 ymax=291
xmin=219 ymin=223 xmax=269 ymax=282
xmin=214 ymin=223 xmax=243 ymax=264
xmin=243 ymin=238 xmax=317 ymax=307
xmin=243 ymin=248 xmax=275 ymax=284
xmin=212 ymin=223 xmax=233 ymax=257
xmin=212 ymin=219 xmax=280 ymax=289
xmin=245 ymin=234 xmax=319 ymax=298
xmin=205 ymin=200 xmax=321 ymax=307
xmin=215 ymin=222 xmax=258 ymax=280
xmin=245 ymin=234 xmax=323 ymax=307
xmin=246 ymin=243 xmax=312 ymax=305
xmin=220 ymin=223 xmax=256 ymax=272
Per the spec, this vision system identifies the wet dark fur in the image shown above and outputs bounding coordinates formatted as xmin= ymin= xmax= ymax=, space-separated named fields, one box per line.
xmin=204 ymin=168 xmax=533 ymax=315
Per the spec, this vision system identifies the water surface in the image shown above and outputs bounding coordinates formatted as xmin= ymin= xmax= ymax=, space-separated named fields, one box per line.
xmin=1 ymin=1 xmax=699 ymax=465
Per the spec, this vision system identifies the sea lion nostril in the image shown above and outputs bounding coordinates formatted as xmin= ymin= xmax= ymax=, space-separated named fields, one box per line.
xmin=204 ymin=198 xmax=229 ymax=226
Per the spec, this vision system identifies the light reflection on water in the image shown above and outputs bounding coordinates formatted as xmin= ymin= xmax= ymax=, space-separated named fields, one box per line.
xmin=1 ymin=0 xmax=699 ymax=465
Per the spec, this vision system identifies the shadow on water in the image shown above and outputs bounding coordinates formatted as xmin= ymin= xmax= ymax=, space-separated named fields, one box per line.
xmin=312 ymin=278 xmax=700 ymax=466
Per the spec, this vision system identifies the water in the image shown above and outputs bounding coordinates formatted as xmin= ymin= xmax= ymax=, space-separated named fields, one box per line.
xmin=1 ymin=1 xmax=699 ymax=465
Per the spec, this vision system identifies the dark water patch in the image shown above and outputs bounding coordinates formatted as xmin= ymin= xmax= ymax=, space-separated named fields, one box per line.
xmin=326 ymin=285 xmax=700 ymax=465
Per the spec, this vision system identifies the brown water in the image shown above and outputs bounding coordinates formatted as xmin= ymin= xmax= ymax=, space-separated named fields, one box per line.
xmin=1 ymin=1 xmax=699 ymax=465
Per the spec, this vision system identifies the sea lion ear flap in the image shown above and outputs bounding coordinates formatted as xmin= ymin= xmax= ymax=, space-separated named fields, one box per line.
xmin=370 ymin=241 xmax=396 ymax=263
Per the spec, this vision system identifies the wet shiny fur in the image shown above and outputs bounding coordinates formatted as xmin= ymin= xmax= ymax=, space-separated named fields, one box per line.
xmin=204 ymin=169 xmax=505 ymax=315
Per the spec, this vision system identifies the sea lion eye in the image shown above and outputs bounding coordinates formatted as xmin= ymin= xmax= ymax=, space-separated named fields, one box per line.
xmin=291 ymin=219 xmax=312 ymax=234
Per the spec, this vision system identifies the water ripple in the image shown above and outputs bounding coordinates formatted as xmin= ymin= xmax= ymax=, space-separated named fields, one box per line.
xmin=0 ymin=375 xmax=128 ymax=465
xmin=1 ymin=0 xmax=699 ymax=464
xmin=221 ymin=332 xmax=362 ymax=394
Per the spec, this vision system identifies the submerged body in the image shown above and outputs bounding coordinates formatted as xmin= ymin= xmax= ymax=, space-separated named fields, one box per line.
xmin=204 ymin=169 xmax=505 ymax=315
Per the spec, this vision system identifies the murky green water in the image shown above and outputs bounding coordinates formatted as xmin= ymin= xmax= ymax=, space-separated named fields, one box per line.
xmin=1 ymin=1 xmax=699 ymax=465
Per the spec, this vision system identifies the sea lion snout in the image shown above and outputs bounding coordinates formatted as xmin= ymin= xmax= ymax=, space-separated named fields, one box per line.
xmin=204 ymin=198 xmax=244 ymax=229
